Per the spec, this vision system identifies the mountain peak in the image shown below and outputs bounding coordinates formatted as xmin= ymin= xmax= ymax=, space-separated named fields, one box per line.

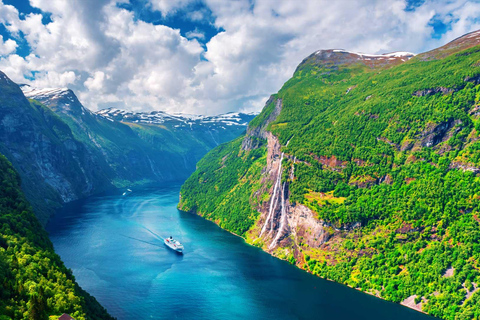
xmin=20 ymin=85 xmax=72 ymax=98
xmin=296 ymin=49 xmax=415 ymax=73
xmin=96 ymin=107 xmax=257 ymax=129
xmin=20 ymin=85 xmax=91 ymax=117
xmin=314 ymin=49 xmax=415 ymax=60
xmin=419 ymin=29 xmax=480 ymax=60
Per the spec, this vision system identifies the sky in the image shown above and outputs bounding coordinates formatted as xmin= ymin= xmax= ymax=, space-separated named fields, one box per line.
xmin=0 ymin=0 xmax=480 ymax=115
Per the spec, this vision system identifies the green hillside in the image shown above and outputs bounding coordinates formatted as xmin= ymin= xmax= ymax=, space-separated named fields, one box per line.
xmin=179 ymin=32 xmax=480 ymax=319
xmin=0 ymin=73 xmax=253 ymax=225
xmin=0 ymin=153 xmax=114 ymax=320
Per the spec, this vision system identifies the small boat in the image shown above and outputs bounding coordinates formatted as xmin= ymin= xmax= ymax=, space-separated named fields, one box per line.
xmin=164 ymin=236 xmax=184 ymax=253
xmin=122 ymin=189 xmax=133 ymax=196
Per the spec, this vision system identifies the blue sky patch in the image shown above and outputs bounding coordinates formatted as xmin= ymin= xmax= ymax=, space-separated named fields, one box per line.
xmin=428 ymin=14 xmax=455 ymax=39
xmin=117 ymin=0 xmax=221 ymax=47
xmin=405 ymin=0 xmax=426 ymax=12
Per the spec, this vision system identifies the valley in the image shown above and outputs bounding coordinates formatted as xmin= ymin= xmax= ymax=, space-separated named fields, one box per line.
xmin=0 ymin=75 xmax=254 ymax=225
xmin=46 ymin=184 xmax=434 ymax=320
xmin=1 ymin=4 xmax=480 ymax=318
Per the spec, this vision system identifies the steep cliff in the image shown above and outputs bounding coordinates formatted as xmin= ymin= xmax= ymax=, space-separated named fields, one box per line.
xmin=0 ymin=73 xmax=112 ymax=225
xmin=179 ymin=30 xmax=480 ymax=319
xmin=0 ymin=74 xmax=254 ymax=225
xmin=22 ymin=86 xmax=255 ymax=185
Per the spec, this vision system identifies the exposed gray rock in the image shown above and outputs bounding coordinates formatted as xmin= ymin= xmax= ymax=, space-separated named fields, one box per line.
xmin=412 ymin=87 xmax=456 ymax=97
xmin=464 ymin=74 xmax=480 ymax=84
xmin=241 ymin=96 xmax=282 ymax=151
xmin=419 ymin=119 xmax=463 ymax=148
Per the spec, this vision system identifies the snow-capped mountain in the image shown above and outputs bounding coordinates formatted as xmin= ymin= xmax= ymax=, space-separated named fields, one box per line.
xmin=20 ymin=85 xmax=257 ymax=131
xmin=21 ymin=85 xmax=93 ymax=117
xmin=326 ymin=50 xmax=415 ymax=61
xmin=96 ymin=108 xmax=257 ymax=130
xmin=5 ymin=81 xmax=259 ymax=225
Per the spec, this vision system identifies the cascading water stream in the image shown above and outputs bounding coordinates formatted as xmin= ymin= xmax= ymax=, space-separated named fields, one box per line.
xmin=260 ymin=153 xmax=284 ymax=237
xmin=269 ymin=181 xmax=287 ymax=249
xmin=260 ymin=137 xmax=293 ymax=245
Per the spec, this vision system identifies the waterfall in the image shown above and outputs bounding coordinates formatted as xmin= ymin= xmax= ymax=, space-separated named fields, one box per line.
xmin=290 ymin=156 xmax=296 ymax=181
xmin=260 ymin=153 xmax=283 ymax=237
xmin=269 ymin=181 xmax=287 ymax=249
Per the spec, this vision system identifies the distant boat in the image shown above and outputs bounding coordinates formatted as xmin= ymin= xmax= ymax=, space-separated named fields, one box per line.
xmin=164 ymin=236 xmax=184 ymax=253
xmin=122 ymin=189 xmax=133 ymax=196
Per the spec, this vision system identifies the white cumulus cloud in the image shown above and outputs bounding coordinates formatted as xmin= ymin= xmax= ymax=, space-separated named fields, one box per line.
xmin=0 ymin=0 xmax=479 ymax=115
xmin=0 ymin=35 xmax=16 ymax=55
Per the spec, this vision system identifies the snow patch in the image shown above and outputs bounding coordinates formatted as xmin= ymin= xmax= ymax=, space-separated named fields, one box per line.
xmin=318 ymin=49 xmax=415 ymax=60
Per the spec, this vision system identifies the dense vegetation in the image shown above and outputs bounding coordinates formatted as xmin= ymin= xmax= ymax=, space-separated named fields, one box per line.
xmin=180 ymin=37 xmax=480 ymax=319
xmin=0 ymin=72 xmax=253 ymax=225
xmin=179 ymin=137 xmax=267 ymax=235
xmin=0 ymin=154 xmax=114 ymax=320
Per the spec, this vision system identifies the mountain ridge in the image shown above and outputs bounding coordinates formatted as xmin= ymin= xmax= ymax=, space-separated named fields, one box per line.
xmin=0 ymin=74 xmax=255 ymax=225
xmin=95 ymin=107 xmax=256 ymax=129
xmin=179 ymin=29 xmax=480 ymax=319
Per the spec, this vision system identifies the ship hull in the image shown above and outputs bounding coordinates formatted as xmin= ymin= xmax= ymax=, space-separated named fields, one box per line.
xmin=164 ymin=239 xmax=183 ymax=253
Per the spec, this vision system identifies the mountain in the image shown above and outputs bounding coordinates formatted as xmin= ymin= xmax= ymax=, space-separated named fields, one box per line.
xmin=0 ymin=74 xmax=113 ymax=225
xmin=96 ymin=107 xmax=255 ymax=129
xmin=179 ymin=30 xmax=480 ymax=319
xmin=0 ymin=75 xmax=255 ymax=225
xmin=21 ymin=84 xmax=256 ymax=190
xmin=0 ymin=153 xmax=114 ymax=320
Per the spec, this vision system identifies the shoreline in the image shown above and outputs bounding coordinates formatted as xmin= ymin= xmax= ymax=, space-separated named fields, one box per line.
xmin=178 ymin=206 xmax=437 ymax=319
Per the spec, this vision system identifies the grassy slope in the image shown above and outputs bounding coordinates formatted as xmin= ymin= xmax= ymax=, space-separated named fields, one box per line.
xmin=180 ymin=43 xmax=480 ymax=319
xmin=0 ymin=153 xmax=114 ymax=320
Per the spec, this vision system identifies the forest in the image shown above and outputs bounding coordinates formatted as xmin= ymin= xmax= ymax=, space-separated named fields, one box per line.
xmin=0 ymin=154 xmax=114 ymax=320
xmin=180 ymin=42 xmax=480 ymax=319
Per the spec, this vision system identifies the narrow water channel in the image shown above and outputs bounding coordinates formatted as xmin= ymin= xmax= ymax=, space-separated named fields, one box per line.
xmin=47 ymin=184 xmax=435 ymax=320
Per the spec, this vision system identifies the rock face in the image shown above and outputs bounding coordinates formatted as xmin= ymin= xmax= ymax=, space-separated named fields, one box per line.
xmin=1 ymin=73 xmax=255 ymax=225
xmin=412 ymin=87 xmax=456 ymax=97
xmin=418 ymin=119 xmax=463 ymax=148
xmin=253 ymin=131 xmax=331 ymax=257
xmin=0 ymin=72 xmax=112 ymax=224
xmin=245 ymin=99 xmax=329 ymax=257
xmin=241 ymin=96 xmax=282 ymax=150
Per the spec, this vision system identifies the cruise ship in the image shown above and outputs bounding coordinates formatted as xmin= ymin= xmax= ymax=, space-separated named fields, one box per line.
xmin=164 ymin=236 xmax=184 ymax=253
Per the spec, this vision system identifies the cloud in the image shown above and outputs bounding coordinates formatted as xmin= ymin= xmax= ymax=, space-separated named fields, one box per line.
xmin=187 ymin=8 xmax=209 ymax=22
xmin=148 ymin=0 xmax=195 ymax=16
xmin=0 ymin=0 xmax=479 ymax=115
xmin=0 ymin=34 xmax=16 ymax=55
xmin=186 ymin=28 xmax=205 ymax=40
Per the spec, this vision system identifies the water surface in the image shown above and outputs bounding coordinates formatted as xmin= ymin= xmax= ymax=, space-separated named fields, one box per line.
xmin=47 ymin=184 xmax=435 ymax=320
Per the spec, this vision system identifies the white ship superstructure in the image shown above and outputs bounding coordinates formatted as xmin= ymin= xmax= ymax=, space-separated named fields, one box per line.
xmin=164 ymin=236 xmax=184 ymax=253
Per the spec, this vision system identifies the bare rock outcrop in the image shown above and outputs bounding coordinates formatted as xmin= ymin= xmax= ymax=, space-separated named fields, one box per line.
xmin=241 ymin=96 xmax=282 ymax=151
xmin=255 ymin=131 xmax=329 ymax=256
xmin=412 ymin=87 xmax=455 ymax=97
xmin=418 ymin=119 xmax=463 ymax=148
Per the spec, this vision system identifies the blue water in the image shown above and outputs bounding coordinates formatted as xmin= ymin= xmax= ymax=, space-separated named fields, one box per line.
xmin=47 ymin=184 xmax=435 ymax=320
